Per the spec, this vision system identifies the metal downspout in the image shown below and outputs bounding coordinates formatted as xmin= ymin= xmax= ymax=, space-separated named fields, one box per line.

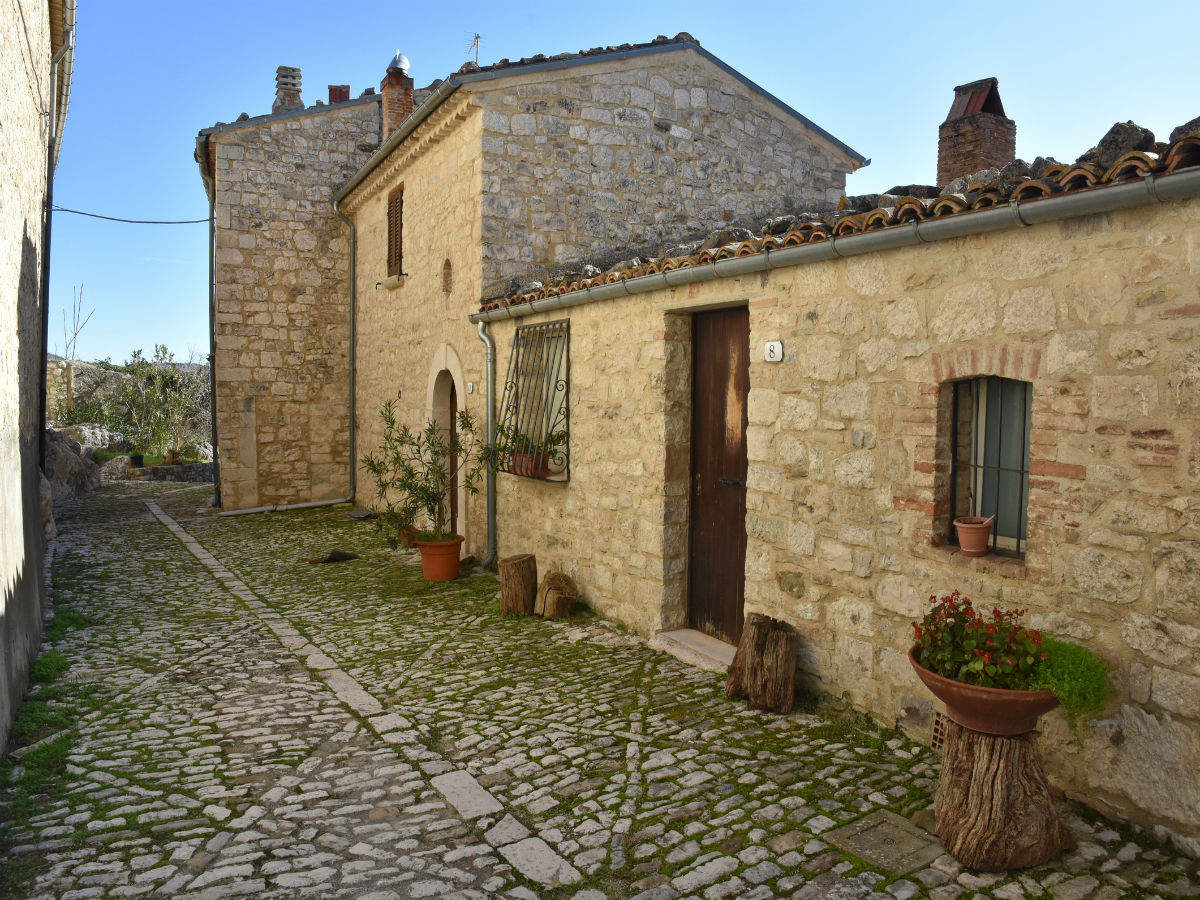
xmin=477 ymin=320 xmax=497 ymax=567
xmin=333 ymin=199 xmax=358 ymax=502
xmin=38 ymin=23 xmax=75 ymax=467
xmin=207 ymin=193 xmax=220 ymax=506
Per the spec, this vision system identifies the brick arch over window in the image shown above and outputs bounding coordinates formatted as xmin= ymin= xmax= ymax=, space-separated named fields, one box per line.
xmin=903 ymin=343 xmax=1051 ymax=577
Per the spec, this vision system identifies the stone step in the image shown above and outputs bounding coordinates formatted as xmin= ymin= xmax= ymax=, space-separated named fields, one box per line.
xmin=650 ymin=628 xmax=735 ymax=673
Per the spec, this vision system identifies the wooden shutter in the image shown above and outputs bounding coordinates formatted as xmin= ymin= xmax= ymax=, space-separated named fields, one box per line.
xmin=386 ymin=185 xmax=403 ymax=277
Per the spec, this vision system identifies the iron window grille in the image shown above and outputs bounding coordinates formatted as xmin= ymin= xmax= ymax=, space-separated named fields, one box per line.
xmin=496 ymin=320 xmax=569 ymax=481
xmin=949 ymin=375 xmax=1032 ymax=557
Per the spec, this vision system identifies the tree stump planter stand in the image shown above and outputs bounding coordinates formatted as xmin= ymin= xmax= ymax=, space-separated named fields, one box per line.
xmin=725 ymin=613 xmax=797 ymax=714
xmin=935 ymin=719 xmax=1075 ymax=871
xmin=498 ymin=554 xmax=537 ymax=615
xmin=910 ymin=650 xmax=1076 ymax=871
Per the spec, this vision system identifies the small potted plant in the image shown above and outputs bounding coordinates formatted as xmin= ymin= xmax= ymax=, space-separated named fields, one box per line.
xmin=500 ymin=426 xmax=567 ymax=479
xmin=909 ymin=591 xmax=1109 ymax=735
xmin=953 ymin=513 xmax=994 ymax=557
xmin=361 ymin=399 xmax=486 ymax=582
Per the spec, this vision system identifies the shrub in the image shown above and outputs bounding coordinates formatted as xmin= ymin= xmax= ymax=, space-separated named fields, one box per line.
xmin=1031 ymin=637 xmax=1110 ymax=724
xmin=360 ymin=399 xmax=486 ymax=545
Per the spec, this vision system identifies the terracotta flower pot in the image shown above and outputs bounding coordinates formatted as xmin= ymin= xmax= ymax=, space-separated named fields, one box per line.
xmin=511 ymin=451 xmax=550 ymax=479
xmin=954 ymin=515 xmax=994 ymax=557
xmin=909 ymin=648 xmax=1058 ymax=735
xmin=415 ymin=535 xmax=464 ymax=582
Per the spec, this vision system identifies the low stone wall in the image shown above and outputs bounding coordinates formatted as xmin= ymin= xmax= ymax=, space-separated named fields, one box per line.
xmin=101 ymin=458 xmax=213 ymax=484
xmin=488 ymin=194 xmax=1200 ymax=849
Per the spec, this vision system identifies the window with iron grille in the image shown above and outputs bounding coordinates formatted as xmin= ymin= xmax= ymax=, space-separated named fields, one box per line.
xmin=386 ymin=185 xmax=403 ymax=277
xmin=496 ymin=320 xmax=569 ymax=481
xmin=949 ymin=375 xmax=1032 ymax=556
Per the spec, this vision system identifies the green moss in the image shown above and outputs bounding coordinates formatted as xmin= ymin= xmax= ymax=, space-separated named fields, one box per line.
xmin=29 ymin=650 xmax=69 ymax=684
xmin=45 ymin=608 xmax=93 ymax=644
xmin=9 ymin=702 xmax=71 ymax=744
xmin=1031 ymin=638 xmax=1110 ymax=740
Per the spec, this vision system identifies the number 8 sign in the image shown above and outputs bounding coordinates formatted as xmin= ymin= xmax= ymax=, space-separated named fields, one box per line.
xmin=763 ymin=341 xmax=784 ymax=363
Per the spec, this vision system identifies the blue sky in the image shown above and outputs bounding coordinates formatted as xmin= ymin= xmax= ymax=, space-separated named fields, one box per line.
xmin=50 ymin=0 xmax=1200 ymax=362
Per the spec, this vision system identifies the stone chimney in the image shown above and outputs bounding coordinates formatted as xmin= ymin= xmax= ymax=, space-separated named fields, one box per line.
xmin=381 ymin=51 xmax=414 ymax=138
xmin=273 ymin=65 xmax=303 ymax=114
xmin=328 ymin=84 xmax=350 ymax=104
xmin=937 ymin=77 xmax=1015 ymax=185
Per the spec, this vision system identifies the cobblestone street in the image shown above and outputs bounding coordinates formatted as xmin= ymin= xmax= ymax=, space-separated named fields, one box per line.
xmin=2 ymin=483 xmax=1197 ymax=899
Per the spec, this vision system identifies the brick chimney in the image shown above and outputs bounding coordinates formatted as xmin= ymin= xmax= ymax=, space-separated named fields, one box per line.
xmin=937 ymin=77 xmax=1015 ymax=185
xmin=273 ymin=65 xmax=303 ymax=114
xmin=328 ymin=84 xmax=350 ymax=104
xmin=381 ymin=51 xmax=414 ymax=138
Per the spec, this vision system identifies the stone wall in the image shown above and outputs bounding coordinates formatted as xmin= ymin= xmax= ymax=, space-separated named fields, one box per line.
xmin=207 ymin=98 xmax=379 ymax=510
xmin=0 ymin=0 xmax=50 ymax=748
xmin=471 ymin=48 xmax=860 ymax=296
xmin=346 ymin=97 xmax=489 ymax=554
xmin=487 ymin=196 xmax=1200 ymax=848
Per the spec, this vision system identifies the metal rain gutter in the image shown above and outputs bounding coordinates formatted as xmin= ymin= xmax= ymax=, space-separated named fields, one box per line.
xmin=469 ymin=167 xmax=1200 ymax=325
xmin=476 ymin=321 xmax=497 ymax=567
xmin=333 ymin=198 xmax=358 ymax=502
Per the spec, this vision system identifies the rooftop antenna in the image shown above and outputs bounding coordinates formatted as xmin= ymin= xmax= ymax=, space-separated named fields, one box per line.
xmin=467 ymin=32 xmax=480 ymax=65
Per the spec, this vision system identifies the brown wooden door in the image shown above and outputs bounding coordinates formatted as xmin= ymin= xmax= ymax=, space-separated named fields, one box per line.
xmin=449 ymin=381 xmax=459 ymax=537
xmin=688 ymin=307 xmax=750 ymax=644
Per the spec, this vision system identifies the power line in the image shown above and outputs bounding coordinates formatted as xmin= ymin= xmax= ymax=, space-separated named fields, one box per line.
xmin=52 ymin=206 xmax=209 ymax=225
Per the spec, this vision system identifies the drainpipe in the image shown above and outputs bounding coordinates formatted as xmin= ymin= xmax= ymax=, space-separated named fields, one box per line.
xmin=477 ymin=320 xmax=497 ymax=567
xmin=38 ymin=11 xmax=76 ymax=467
xmin=333 ymin=198 xmax=358 ymax=502
xmin=207 ymin=193 xmax=220 ymax=506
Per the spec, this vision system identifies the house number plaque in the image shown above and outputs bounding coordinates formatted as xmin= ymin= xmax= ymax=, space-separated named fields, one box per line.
xmin=763 ymin=341 xmax=784 ymax=362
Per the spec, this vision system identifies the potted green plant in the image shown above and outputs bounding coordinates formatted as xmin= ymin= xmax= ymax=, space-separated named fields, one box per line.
xmin=499 ymin=426 xmax=566 ymax=479
xmin=361 ymin=399 xmax=485 ymax=582
xmin=909 ymin=591 xmax=1109 ymax=735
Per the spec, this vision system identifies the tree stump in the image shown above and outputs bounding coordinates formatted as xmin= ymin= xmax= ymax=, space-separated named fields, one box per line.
xmin=498 ymin=554 xmax=537 ymax=615
xmin=542 ymin=588 xmax=576 ymax=620
xmin=724 ymin=613 xmax=797 ymax=714
xmin=935 ymin=719 xmax=1076 ymax=871
xmin=535 ymin=572 xmax=577 ymax=617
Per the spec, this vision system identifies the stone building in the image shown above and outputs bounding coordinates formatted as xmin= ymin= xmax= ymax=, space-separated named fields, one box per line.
xmin=196 ymin=71 xmax=385 ymax=510
xmin=469 ymin=102 xmax=1200 ymax=848
xmin=0 ymin=0 xmax=75 ymax=747
xmin=201 ymin=34 xmax=865 ymax=511
xmin=203 ymin=35 xmax=1200 ymax=849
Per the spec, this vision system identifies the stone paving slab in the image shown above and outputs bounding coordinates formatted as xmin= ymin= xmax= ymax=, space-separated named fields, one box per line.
xmin=2 ymin=482 xmax=1198 ymax=899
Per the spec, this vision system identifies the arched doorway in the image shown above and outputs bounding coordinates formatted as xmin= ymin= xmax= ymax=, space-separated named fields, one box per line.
xmin=426 ymin=344 xmax=468 ymax=544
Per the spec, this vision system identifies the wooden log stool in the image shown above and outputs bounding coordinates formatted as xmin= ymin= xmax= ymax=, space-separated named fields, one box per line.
xmin=536 ymin=572 xmax=578 ymax=619
xmin=934 ymin=719 xmax=1076 ymax=871
xmin=725 ymin=613 xmax=798 ymax=714
xmin=498 ymin=554 xmax=537 ymax=615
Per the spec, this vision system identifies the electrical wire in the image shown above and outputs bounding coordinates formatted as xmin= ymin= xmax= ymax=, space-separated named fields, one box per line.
xmin=52 ymin=206 xmax=209 ymax=225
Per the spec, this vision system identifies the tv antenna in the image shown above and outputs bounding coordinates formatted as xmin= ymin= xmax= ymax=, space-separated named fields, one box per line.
xmin=467 ymin=33 xmax=481 ymax=65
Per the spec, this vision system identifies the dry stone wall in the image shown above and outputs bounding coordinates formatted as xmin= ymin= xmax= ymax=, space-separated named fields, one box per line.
xmin=208 ymin=99 xmax=379 ymax=509
xmin=489 ymin=197 xmax=1200 ymax=848
xmin=471 ymin=50 xmax=858 ymax=296
xmin=0 ymin=0 xmax=50 ymax=747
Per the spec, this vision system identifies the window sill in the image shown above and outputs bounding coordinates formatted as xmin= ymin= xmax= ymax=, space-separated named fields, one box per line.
xmin=927 ymin=542 xmax=1027 ymax=578
xmin=381 ymin=274 xmax=406 ymax=291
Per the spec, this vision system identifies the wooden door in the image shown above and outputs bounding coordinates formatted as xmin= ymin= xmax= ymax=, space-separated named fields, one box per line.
xmin=688 ymin=307 xmax=750 ymax=644
xmin=449 ymin=381 xmax=459 ymax=537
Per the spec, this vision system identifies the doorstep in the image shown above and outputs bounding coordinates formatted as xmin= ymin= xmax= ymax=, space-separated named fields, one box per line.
xmin=650 ymin=628 xmax=735 ymax=673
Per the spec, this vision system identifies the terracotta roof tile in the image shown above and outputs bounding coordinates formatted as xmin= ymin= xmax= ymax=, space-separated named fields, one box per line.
xmin=479 ymin=127 xmax=1200 ymax=314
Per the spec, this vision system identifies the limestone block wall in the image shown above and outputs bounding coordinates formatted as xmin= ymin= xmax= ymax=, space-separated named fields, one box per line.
xmin=0 ymin=0 xmax=50 ymax=747
xmin=208 ymin=99 xmax=379 ymax=510
xmin=346 ymin=98 xmax=489 ymax=554
xmin=470 ymin=49 xmax=859 ymax=296
xmin=488 ymin=197 xmax=1200 ymax=846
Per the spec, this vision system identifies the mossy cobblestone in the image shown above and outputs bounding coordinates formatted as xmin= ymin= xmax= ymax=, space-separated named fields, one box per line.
xmin=1 ymin=483 xmax=1196 ymax=898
